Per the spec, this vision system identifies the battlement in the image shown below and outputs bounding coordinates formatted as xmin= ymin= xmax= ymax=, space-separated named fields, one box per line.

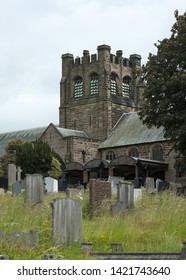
xmin=61 ymin=45 xmax=141 ymax=68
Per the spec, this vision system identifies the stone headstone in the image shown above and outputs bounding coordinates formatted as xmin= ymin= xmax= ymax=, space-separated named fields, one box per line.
xmin=112 ymin=181 xmax=134 ymax=214
xmin=145 ymin=177 xmax=155 ymax=192
xmin=12 ymin=181 xmax=22 ymax=195
xmin=51 ymin=198 xmax=82 ymax=245
xmin=158 ymin=181 xmax=170 ymax=192
xmin=58 ymin=178 xmax=67 ymax=192
xmin=44 ymin=177 xmax=58 ymax=193
xmin=0 ymin=188 xmax=5 ymax=196
xmin=8 ymin=163 xmax=17 ymax=188
xmin=134 ymin=188 xmax=142 ymax=204
xmin=155 ymin=179 xmax=162 ymax=192
xmin=25 ymin=174 xmax=44 ymax=204
xmin=108 ymin=176 xmax=124 ymax=195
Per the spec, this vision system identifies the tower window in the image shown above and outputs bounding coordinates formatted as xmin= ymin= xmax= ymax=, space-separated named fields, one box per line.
xmin=74 ymin=77 xmax=83 ymax=98
xmin=110 ymin=73 xmax=118 ymax=95
xmin=122 ymin=76 xmax=131 ymax=98
xmin=90 ymin=74 xmax=98 ymax=95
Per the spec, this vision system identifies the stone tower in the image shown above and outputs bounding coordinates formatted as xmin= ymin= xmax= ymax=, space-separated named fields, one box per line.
xmin=59 ymin=44 xmax=143 ymax=141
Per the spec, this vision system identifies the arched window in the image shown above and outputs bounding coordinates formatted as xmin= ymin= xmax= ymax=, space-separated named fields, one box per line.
xmin=128 ymin=147 xmax=139 ymax=157
xmin=90 ymin=74 xmax=98 ymax=95
xmin=122 ymin=76 xmax=132 ymax=98
xmin=106 ymin=150 xmax=116 ymax=161
xmin=74 ymin=76 xmax=83 ymax=98
xmin=110 ymin=73 xmax=118 ymax=95
xmin=152 ymin=145 xmax=164 ymax=161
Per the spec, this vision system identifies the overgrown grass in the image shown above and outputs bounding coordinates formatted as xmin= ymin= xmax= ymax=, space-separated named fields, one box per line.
xmin=0 ymin=190 xmax=185 ymax=259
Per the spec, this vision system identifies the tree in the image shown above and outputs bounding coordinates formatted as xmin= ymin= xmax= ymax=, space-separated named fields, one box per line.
xmin=138 ymin=10 xmax=186 ymax=154
xmin=50 ymin=157 xmax=62 ymax=179
xmin=16 ymin=139 xmax=53 ymax=176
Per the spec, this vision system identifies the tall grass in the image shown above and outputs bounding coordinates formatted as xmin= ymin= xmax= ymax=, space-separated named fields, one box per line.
xmin=0 ymin=190 xmax=185 ymax=259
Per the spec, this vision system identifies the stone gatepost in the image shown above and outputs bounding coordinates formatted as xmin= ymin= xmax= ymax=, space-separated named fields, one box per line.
xmin=51 ymin=198 xmax=82 ymax=245
xmin=25 ymin=174 xmax=44 ymax=204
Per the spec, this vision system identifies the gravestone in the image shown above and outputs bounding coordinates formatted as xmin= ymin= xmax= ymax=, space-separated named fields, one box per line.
xmin=8 ymin=163 xmax=17 ymax=188
xmin=108 ymin=176 xmax=124 ymax=195
xmin=44 ymin=177 xmax=58 ymax=193
xmin=58 ymin=178 xmax=67 ymax=192
xmin=51 ymin=198 xmax=82 ymax=245
xmin=12 ymin=181 xmax=22 ymax=195
xmin=158 ymin=181 xmax=170 ymax=192
xmin=145 ymin=177 xmax=155 ymax=192
xmin=0 ymin=188 xmax=4 ymax=196
xmin=112 ymin=181 xmax=134 ymax=214
xmin=155 ymin=179 xmax=162 ymax=192
xmin=134 ymin=188 xmax=142 ymax=204
xmin=25 ymin=174 xmax=44 ymax=204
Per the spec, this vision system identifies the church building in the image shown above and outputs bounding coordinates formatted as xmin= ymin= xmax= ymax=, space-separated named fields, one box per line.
xmin=0 ymin=45 xmax=184 ymax=187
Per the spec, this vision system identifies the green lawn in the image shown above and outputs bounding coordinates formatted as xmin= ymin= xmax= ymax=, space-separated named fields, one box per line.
xmin=0 ymin=190 xmax=185 ymax=259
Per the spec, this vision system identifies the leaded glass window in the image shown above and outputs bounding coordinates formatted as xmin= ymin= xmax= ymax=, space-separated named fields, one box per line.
xmin=74 ymin=77 xmax=83 ymax=98
xmin=122 ymin=76 xmax=131 ymax=97
xmin=90 ymin=75 xmax=98 ymax=95
xmin=111 ymin=74 xmax=117 ymax=95
xmin=106 ymin=150 xmax=116 ymax=161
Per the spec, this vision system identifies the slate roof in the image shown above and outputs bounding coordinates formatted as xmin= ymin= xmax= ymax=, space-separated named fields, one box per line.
xmin=99 ymin=112 xmax=167 ymax=149
xmin=0 ymin=126 xmax=47 ymax=156
xmin=0 ymin=124 xmax=89 ymax=157
xmin=55 ymin=127 xmax=88 ymax=138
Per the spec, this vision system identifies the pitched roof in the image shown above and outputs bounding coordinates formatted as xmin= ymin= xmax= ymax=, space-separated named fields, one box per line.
xmin=56 ymin=127 xmax=88 ymax=138
xmin=99 ymin=112 xmax=167 ymax=149
xmin=0 ymin=124 xmax=89 ymax=157
xmin=0 ymin=126 xmax=47 ymax=156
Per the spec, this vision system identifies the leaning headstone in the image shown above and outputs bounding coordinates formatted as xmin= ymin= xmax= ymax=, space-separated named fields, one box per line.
xmin=51 ymin=198 xmax=82 ymax=245
xmin=44 ymin=177 xmax=58 ymax=193
xmin=8 ymin=163 xmax=17 ymax=189
xmin=12 ymin=181 xmax=22 ymax=195
xmin=25 ymin=174 xmax=44 ymax=204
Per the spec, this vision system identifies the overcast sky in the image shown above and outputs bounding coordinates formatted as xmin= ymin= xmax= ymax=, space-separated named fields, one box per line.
xmin=0 ymin=0 xmax=185 ymax=133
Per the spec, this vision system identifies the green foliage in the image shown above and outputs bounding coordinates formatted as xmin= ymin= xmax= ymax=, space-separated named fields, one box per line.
xmin=0 ymin=190 xmax=186 ymax=259
xmin=50 ymin=157 xmax=62 ymax=179
xmin=16 ymin=139 xmax=53 ymax=175
xmin=139 ymin=10 xmax=186 ymax=154
xmin=0 ymin=139 xmax=24 ymax=177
